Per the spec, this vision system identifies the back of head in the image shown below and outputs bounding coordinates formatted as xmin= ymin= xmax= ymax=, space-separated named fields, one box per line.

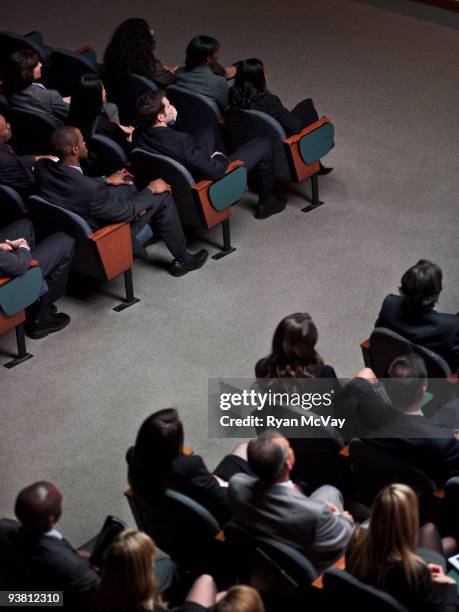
xmin=15 ymin=481 xmax=62 ymax=532
xmin=255 ymin=312 xmax=323 ymax=379
xmin=347 ymin=484 xmax=422 ymax=589
xmin=50 ymin=126 xmax=80 ymax=159
xmin=247 ymin=431 xmax=289 ymax=485
xmin=185 ymin=35 xmax=220 ymax=71
xmin=103 ymin=18 xmax=155 ymax=79
xmin=215 ymin=586 xmax=266 ymax=612
xmin=136 ymin=90 xmax=166 ymax=129
xmin=5 ymin=50 xmax=39 ymax=92
xmin=399 ymin=260 xmax=442 ymax=313
xmin=68 ymin=74 xmax=103 ymax=139
xmin=230 ymin=58 xmax=267 ymax=109
xmin=131 ymin=408 xmax=184 ymax=496
xmin=94 ymin=529 xmax=158 ymax=612
xmin=385 ymin=353 xmax=427 ymax=411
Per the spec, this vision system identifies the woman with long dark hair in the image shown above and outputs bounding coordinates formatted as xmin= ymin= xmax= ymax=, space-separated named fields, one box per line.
xmin=103 ymin=18 xmax=177 ymax=88
xmin=229 ymin=58 xmax=332 ymax=174
xmin=68 ymin=74 xmax=132 ymax=152
xmin=347 ymin=484 xmax=457 ymax=611
xmin=4 ymin=50 xmax=69 ymax=124
xmin=255 ymin=312 xmax=336 ymax=379
xmin=93 ymin=529 xmax=216 ymax=612
xmin=127 ymin=409 xmax=251 ymax=527
xmin=175 ymin=35 xmax=230 ymax=110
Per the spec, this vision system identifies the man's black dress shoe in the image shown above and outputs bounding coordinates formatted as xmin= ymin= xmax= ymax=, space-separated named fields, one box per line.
xmin=317 ymin=163 xmax=333 ymax=175
xmin=26 ymin=312 xmax=71 ymax=339
xmin=170 ymin=249 xmax=209 ymax=277
xmin=255 ymin=197 xmax=287 ymax=220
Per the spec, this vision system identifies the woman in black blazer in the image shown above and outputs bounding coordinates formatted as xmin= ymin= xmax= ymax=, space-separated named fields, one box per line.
xmin=229 ymin=58 xmax=332 ymax=174
xmin=127 ymin=409 xmax=252 ymax=527
xmin=68 ymin=74 xmax=132 ymax=154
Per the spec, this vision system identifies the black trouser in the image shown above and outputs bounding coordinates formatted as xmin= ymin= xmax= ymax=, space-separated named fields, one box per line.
xmin=0 ymin=218 xmax=75 ymax=314
xmin=197 ymin=128 xmax=275 ymax=200
xmin=291 ymin=98 xmax=320 ymax=127
xmin=111 ymin=187 xmax=187 ymax=260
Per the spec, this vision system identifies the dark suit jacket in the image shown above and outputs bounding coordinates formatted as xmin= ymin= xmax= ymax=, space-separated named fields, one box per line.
xmin=127 ymin=448 xmax=230 ymax=527
xmin=0 ymin=144 xmax=35 ymax=195
xmin=3 ymin=524 xmax=97 ymax=611
xmin=363 ymin=413 xmax=459 ymax=486
xmin=376 ymin=294 xmax=459 ymax=372
xmin=7 ymin=83 xmax=69 ymax=125
xmin=34 ymin=159 xmax=153 ymax=229
xmin=132 ymin=126 xmax=228 ymax=181
xmin=251 ymin=93 xmax=303 ymax=136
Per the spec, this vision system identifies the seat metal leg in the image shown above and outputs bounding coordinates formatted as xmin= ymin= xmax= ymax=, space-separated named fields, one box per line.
xmin=301 ymin=174 xmax=324 ymax=213
xmin=113 ymin=269 xmax=140 ymax=312
xmin=212 ymin=219 xmax=236 ymax=260
xmin=4 ymin=324 xmax=33 ymax=368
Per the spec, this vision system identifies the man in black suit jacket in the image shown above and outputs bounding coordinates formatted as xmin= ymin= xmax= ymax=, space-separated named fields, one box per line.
xmin=0 ymin=218 xmax=74 ymax=338
xmin=35 ymin=126 xmax=208 ymax=277
xmin=8 ymin=482 xmax=98 ymax=611
xmin=363 ymin=354 xmax=459 ymax=487
xmin=376 ymin=260 xmax=459 ymax=372
xmin=133 ymin=90 xmax=287 ymax=220
xmin=0 ymin=113 xmax=55 ymax=196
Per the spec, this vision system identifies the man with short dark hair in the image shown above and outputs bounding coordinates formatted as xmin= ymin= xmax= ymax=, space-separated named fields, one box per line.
xmin=228 ymin=431 xmax=354 ymax=570
xmin=35 ymin=126 xmax=208 ymax=277
xmin=376 ymin=260 xmax=459 ymax=372
xmin=133 ymin=91 xmax=287 ymax=220
xmin=8 ymin=482 xmax=98 ymax=611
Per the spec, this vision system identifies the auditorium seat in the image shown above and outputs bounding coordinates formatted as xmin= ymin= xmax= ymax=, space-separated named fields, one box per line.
xmin=131 ymin=148 xmax=247 ymax=259
xmin=322 ymin=568 xmax=409 ymax=611
xmin=0 ymin=262 xmax=42 ymax=368
xmin=49 ymin=48 xmax=99 ymax=97
xmin=107 ymin=74 xmax=158 ymax=125
xmin=10 ymin=109 xmax=57 ymax=155
xmin=225 ymin=109 xmax=334 ymax=211
xmin=0 ymin=185 xmax=27 ymax=228
xmin=28 ymin=195 xmax=139 ymax=311
xmin=87 ymin=134 xmax=128 ymax=177
xmin=166 ymin=85 xmax=222 ymax=134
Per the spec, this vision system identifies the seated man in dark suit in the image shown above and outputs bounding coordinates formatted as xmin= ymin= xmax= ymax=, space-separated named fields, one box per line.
xmin=133 ymin=90 xmax=287 ymax=220
xmin=228 ymin=431 xmax=354 ymax=570
xmin=376 ymin=260 xmax=459 ymax=373
xmin=0 ymin=218 xmax=74 ymax=338
xmin=362 ymin=354 xmax=459 ymax=488
xmin=35 ymin=126 xmax=208 ymax=277
xmin=9 ymin=482 xmax=98 ymax=611
xmin=0 ymin=113 xmax=55 ymax=196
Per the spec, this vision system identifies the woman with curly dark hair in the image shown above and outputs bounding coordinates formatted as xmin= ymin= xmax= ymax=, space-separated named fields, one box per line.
xmin=229 ymin=58 xmax=332 ymax=174
xmin=102 ymin=18 xmax=177 ymax=88
xmin=255 ymin=312 xmax=337 ymax=380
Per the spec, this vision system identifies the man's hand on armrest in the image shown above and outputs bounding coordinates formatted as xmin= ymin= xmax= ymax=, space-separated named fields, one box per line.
xmin=146 ymin=178 xmax=172 ymax=194
xmin=106 ymin=169 xmax=134 ymax=186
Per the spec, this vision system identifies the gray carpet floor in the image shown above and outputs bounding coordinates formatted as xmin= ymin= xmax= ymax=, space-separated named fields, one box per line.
xmin=1 ymin=0 xmax=458 ymax=545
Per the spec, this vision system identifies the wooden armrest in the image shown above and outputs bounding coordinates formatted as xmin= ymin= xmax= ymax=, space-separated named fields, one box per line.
xmin=215 ymin=531 xmax=225 ymax=542
xmin=89 ymin=222 xmax=129 ymax=242
xmin=283 ymin=117 xmax=331 ymax=146
xmin=433 ymin=489 xmax=445 ymax=499
xmin=0 ymin=259 xmax=40 ymax=287
xmin=77 ymin=549 xmax=91 ymax=559
xmin=339 ymin=446 xmax=350 ymax=458
xmin=124 ymin=488 xmax=134 ymax=498
xmin=75 ymin=44 xmax=95 ymax=55
xmin=312 ymin=555 xmax=345 ymax=589
xmin=360 ymin=338 xmax=370 ymax=350
xmin=447 ymin=373 xmax=458 ymax=383
xmin=218 ymin=118 xmax=225 ymax=126
xmin=192 ymin=160 xmax=245 ymax=193
xmin=182 ymin=447 xmax=194 ymax=456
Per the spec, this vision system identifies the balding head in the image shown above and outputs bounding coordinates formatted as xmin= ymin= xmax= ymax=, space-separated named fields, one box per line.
xmin=15 ymin=482 xmax=62 ymax=531
xmin=248 ymin=431 xmax=294 ymax=485
xmin=0 ymin=114 xmax=12 ymax=145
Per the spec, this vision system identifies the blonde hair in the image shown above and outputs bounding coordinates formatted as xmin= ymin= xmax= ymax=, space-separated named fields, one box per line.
xmin=347 ymin=484 xmax=425 ymax=590
xmin=216 ymin=586 xmax=265 ymax=612
xmin=93 ymin=529 xmax=162 ymax=612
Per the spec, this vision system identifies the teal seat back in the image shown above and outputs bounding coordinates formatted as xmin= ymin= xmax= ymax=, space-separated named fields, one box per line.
xmin=208 ymin=166 xmax=247 ymax=212
xmin=299 ymin=122 xmax=334 ymax=164
xmin=0 ymin=267 xmax=42 ymax=316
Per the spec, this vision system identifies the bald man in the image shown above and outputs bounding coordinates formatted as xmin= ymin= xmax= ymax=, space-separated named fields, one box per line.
xmin=8 ymin=481 xmax=98 ymax=611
